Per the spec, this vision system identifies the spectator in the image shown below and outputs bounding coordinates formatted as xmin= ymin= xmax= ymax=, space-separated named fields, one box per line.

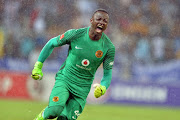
xmin=134 ymin=33 xmax=151 ymax=64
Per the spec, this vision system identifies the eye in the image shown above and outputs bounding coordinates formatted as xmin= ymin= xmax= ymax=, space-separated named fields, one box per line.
xmin=104 ymin=19 xmax=108 ymax=23
xmin=96 ymin=18 xmax=101 ymax=21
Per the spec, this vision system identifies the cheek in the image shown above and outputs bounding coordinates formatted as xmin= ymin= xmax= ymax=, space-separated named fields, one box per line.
xmin=92 ymin=22 xmax=97 ymax=27
xmin=104 ymin=24 xmax=108 ymax=29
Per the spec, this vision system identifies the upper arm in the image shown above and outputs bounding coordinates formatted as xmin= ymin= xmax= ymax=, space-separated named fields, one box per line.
xmin=56 ymin=29 xmax=76 ymax=46
xmin=103 ymin=46 xmax=115 ymax=70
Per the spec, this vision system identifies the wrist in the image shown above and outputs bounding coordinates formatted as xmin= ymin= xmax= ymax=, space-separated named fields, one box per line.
xmin=34 ymin=61 xmax=43 ymax=69
xmin=100 ymin=85 xmax=106 ymax=95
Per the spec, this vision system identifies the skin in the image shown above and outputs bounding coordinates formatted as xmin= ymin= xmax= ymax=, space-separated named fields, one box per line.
xmin=89 ymin=11 xmax=109 ymax=41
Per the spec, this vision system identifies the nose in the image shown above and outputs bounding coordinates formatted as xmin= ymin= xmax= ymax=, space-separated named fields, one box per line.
xmin=99 ymin=20 xmax=105 ymax=25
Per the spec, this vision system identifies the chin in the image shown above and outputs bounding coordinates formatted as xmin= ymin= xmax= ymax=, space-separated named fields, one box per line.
xmin=95 ymin=31 xmax=103 ymax=35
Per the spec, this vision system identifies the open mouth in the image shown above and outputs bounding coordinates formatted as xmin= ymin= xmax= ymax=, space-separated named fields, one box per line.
xmin=96 ymin=26 xmax=103 ymax=33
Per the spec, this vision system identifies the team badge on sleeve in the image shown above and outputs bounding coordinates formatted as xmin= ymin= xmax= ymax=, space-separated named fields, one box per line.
xmin=95 ymin=50 xmax=103 ymax=58
xmin=60 ymin=33 xmax=64 ymax=40
xmin=53 ymin=96 xmax=59 ymax=102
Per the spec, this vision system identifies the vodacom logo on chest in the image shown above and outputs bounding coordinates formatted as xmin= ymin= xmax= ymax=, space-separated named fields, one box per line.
xmin=81 ymin=59 xmax=90 ymax=66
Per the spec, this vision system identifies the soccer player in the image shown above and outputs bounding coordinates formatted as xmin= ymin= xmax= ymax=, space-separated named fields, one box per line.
xmin=31 ymin=9 xmax=115 ymax=120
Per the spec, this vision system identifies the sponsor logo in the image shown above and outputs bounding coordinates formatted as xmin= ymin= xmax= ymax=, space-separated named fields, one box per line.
xmin=109 ymin=61 xmax=114 ymax=65
xmin=75 ymin=46 xmax=83 ymax=49
xmin=72 ymin=110 xmax=81 ymax=119
xmin=53 ymin=96 xmax=59 ymax=102
xmin=27 ymin=76 xmax=43 ymax=100
xmin=76 ymin=64 xmax=91 ymax=70
xmin=60 ymin=34 xmax=64 ymax=40
xmin=111 ymin=84 xmax=168 ymax=102
xmin=81 ymin=59 xmax=90 ymax=66
xmin=95 ymin=50 xmax=103 ymax=58
xmin=0 ymin=76 xmax=13 ymax=95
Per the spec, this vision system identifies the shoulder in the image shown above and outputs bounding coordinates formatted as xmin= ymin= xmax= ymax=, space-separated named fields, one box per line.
xmin=66 ymin=27 xmax=87 ymax=38
xmin=102 ymin=33 xmax=115 ymax=50
xmin=60 ymin=27 xmax=87 ymax=42
xmin=75 ymin=27 xmax=88 ymax=34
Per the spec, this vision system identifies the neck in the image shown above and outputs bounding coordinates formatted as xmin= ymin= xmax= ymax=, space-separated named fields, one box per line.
xmin=89 ymin=27 xmax=102 ymax=41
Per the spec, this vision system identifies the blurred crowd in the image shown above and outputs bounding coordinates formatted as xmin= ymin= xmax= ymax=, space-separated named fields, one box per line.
xmin=0 ymin=0 xmax=180 ymax=69
xmin=112 ymin=0 xmax=180 ymax=67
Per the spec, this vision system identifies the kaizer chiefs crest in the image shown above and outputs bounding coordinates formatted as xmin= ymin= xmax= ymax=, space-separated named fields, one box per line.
xmin=95 ymin=50 xmax=103 ymax=58
xmin=53 ymin=96 xmax=59 ymax=102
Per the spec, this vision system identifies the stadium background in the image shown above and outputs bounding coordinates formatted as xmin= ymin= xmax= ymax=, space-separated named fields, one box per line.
xmin=0 ymin=0 xmax=180 ymax=120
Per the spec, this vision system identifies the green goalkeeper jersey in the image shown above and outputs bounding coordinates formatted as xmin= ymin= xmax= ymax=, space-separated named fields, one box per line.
xmin=55 ymin=27 xmax=115 ymax=86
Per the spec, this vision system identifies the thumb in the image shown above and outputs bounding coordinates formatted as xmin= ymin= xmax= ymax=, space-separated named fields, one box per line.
xmin=93 ymin=83 xmax=100 ymax=88
xmin=31 ymin=74 xmax=42 ymax=80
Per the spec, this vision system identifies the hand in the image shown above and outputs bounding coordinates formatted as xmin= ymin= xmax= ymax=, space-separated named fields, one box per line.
xmin=93 ymin=83 xmax=106 ymax=98
xmin=31 ymin=61 xmax=43 ymax=80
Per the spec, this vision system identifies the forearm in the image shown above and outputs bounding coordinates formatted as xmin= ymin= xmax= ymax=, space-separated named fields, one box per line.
xmin=38 ymin=37 xmax=59 ymax=63
xmin=100 ymin=69 xmax=112 ymax=89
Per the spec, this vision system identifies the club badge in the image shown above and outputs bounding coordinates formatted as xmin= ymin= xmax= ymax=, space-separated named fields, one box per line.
xmin=95 ymin=50 xmax=103 ymax=58
xmin=53 ymin=96 xmax=59 ymax=102
xmin=82 ymin=59 xmax=90 ymax=66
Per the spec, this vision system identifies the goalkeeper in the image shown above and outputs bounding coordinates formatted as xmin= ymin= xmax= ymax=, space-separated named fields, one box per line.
xmin=32 ymin=9 xmax=115 ymax=120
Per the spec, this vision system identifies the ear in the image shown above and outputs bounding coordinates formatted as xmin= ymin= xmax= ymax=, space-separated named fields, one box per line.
xmin=90 ymin=18 xmax=93 ymax=24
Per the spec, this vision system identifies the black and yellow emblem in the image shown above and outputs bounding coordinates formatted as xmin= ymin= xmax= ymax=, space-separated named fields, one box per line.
xmin=95 ymin=50 xmax=103 ymax=58
xmin=53 ymin=96 xmax=59 ymax=102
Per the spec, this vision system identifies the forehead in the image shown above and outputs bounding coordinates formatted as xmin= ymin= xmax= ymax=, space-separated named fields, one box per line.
xmin=93 ymin=11 xmax=109 ymax=19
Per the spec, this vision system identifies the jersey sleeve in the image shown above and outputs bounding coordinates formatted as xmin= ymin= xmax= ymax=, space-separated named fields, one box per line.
xmin=37 ymin=37 xmax=59 ymax=63
xmin=100 ymin=46 xmax=115 ymax=89
xmin=103 ymin=46 xmax=115 ymax=70
xmin=57 ymin=29 xmax=77 ymax=46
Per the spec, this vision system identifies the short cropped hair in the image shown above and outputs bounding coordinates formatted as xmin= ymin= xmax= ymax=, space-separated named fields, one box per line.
xmin=92 ymin=9 xmax=109 ymax=17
